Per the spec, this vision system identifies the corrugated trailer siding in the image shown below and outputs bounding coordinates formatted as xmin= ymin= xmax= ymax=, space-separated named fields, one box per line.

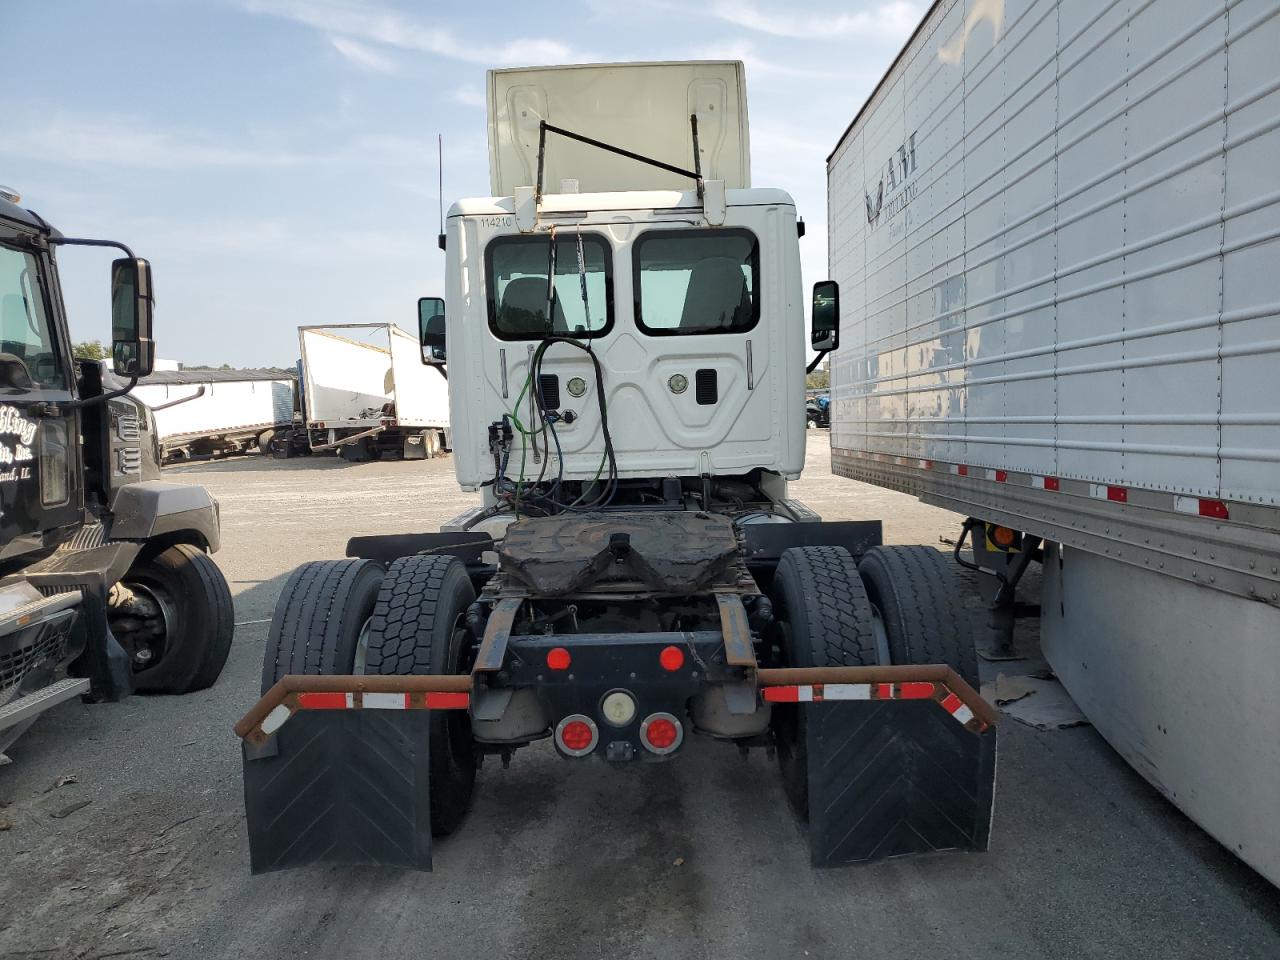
xmin=829 ymin=0 xmax=1280 ymax=506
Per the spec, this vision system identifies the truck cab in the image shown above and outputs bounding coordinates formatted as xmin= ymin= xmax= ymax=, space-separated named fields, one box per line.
xmin=0 ymin=189 xmax=233 ymax=755
xmin=445 ymin=185 xmax=807 ymax=495
xmin=439 ymin=62 xmax=813 ymax=511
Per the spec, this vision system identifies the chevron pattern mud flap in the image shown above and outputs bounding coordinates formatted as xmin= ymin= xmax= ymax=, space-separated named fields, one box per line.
xmin=806 ymin=700 xmax=996 ymax=866
xmin=242 ymin=710 xmax=433 ymax=873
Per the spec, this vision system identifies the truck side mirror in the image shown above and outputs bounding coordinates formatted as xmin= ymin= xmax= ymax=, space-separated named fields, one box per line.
xmin=111 ymin=257 xmax=155 ymax=377
xmin=418 ymin=296 xmax=446 ymax=364
xmin=810 ymin=280 xmax=839 ymax=352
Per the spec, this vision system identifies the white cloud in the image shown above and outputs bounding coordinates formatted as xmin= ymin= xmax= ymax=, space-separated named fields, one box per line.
xmin=0 ymin=115 xmax=307 ymax=169
xmin=330 ymin=35 xmax=399 ymax=73
xmin=451 ymin=85 xmax=486 ymax=109
xmin=687 ymin=39 xmax=871 ymax=81
xmin=238 ymin=0 xmax=585 ymax=66
xmin=0 ymin=110 xmax=460 ymax=173
xmin=710 ymin=0 xmax=921 ymax=40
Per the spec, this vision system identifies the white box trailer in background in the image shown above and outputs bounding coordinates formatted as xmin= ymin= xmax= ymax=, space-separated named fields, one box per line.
xmin=131 ymin=370 xmax=296 ymax=461
xmin=298 ymin=324 xmax=450 ymax=461
xmin=826 ymin=0 xmax=1280 ymax=885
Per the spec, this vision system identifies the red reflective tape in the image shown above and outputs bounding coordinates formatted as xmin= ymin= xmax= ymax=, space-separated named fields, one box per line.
xmin=898 ymin=682 xmax=936 ymax=699
xmin=940 ymin=692 xmax=964 ymax=715
xmin=296 ymin=692 xmax=348 ymax=710
xmin=763 ymin=686 xmax=801 ymax=703
xmin=1044 ymin=476 xmax=1060 ymax=491
xmin=1199 ymin=499 xmax=1229 ymax=519
xmin=875 ymin=683 xmax=893 ymax=700
xmin=1107 ymin=485 xmax=1127 ymax=503
xmin=425 ymin=692 xmax=471 ymax=710
xmin=994 ymin=470 xmax=1008 ymax=482
xmin=957 ymin=465 xmax=969 ymax=476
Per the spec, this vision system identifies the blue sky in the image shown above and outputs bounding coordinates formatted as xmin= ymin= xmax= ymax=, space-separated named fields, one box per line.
xmin=2 ymin=0 xmax=920 ymax=367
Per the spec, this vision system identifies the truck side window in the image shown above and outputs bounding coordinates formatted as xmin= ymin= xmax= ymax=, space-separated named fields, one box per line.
xmin=633 ymin=229 xmax=759 ymax=336
xmin=485 ymin=233 xmax=613 ymax=340
xmin=0 ymin=245 xmax=64 ymax=390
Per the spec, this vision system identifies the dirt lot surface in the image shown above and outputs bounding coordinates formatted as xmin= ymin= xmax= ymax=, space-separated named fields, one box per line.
xmin=2 ymin=434 xmax=1278 ymax=959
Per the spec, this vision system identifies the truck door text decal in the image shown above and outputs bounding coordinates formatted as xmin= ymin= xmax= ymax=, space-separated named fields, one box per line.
xmin=0 ymin=404 xmax=37 ymax=481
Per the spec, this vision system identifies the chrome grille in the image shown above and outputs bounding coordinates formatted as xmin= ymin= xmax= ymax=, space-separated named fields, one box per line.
xmin=115 ymin=414 xmax=141 ymax=442
xmin=115 ymin=446 xmax=142 ymax=475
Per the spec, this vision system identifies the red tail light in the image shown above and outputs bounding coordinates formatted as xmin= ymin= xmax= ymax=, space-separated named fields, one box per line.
xmin=546 ymin=647 xmax=572 ymax=671
xmin=659 ymin=645 xmax=685 ymax=671
xmin=555 ymin=715 xmax=598 ymax=757
xmin=640 ymin=712 xmax=683 ymax=755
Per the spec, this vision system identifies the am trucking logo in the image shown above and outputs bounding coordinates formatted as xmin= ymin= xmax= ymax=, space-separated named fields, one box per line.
xmin=0 ymin=404 xmax=36 ymax=483
xmin=865 ymin=132 xmax=918 ymax=228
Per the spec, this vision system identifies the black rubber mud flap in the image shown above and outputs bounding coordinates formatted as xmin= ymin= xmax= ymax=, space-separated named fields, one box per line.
xmin=242 ymin=710 xmax=433 ymax=873
xmin=806 ymin=700 xmax=996 ymax=866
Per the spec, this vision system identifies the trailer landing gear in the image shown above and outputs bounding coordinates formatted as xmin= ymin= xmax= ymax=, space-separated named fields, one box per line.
xmin=955 ymin=518 xmax=1042 ymax=662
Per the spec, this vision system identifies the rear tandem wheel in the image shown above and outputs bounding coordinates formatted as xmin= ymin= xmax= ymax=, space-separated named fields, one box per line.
xmin=363 ymin=554 xmax=479 ymax=837
xmin=260 ymin=558 xmax=385 ymax=693
xmin=768 ymin=545 xmax=880 ymax=820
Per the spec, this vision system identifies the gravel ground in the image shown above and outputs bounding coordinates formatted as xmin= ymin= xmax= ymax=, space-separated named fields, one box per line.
xmin=1 ymin=433 xmax=1277 ymax=960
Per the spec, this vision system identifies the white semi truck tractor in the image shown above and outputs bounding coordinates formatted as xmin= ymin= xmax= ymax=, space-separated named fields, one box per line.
xmin=234 ymin=62 xmax=998 ymax=872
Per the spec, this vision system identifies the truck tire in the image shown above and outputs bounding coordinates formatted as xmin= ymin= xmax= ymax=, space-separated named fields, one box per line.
xmin=257 ymin=429 xmax=275 ymax=455
xmin=769 ymin=545 xmax=879 ymax=820
xmin=260 ymin=558 xmax=385 ymax=693
xmin=113 ymin=544 xmax=235 ymax=694
xmin=858 ymin=545 xmax=979 ymax=689
xmin=363 ymin=555 xmax=477 ymax=837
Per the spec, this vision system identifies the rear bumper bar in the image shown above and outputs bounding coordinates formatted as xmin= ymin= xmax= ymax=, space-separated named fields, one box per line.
xmin=235 ymin=665 xmax=995 ymax=744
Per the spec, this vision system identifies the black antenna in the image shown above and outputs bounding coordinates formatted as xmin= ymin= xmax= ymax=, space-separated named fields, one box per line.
xmin=437 ymin=133 xmax=446 ymax=251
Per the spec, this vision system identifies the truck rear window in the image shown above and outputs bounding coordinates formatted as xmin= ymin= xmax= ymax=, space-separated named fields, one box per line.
xmin=633 ymin=229 xmax=759 ymax=336
xmin=485 ymin=233 xmax=613 ymax=340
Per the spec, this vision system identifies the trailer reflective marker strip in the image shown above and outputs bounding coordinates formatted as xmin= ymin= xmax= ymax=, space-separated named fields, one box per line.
xmin=761 ymin=680 xmax=987 ymax=731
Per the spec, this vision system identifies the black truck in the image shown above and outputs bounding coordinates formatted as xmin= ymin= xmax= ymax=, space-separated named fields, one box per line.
xmin=0 ymin=188 xmax=233 ymax=756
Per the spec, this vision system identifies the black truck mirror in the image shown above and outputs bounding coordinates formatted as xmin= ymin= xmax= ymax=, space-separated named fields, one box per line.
xmin=418 ymin=296 xmax=446 ymax=364
xmin=111 ymin=257 xmax=155 ymax=377
xmin=810 ymin=280 xmax=839 ymax=352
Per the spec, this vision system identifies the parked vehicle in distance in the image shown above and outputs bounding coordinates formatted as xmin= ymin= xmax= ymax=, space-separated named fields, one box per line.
xmin=0 ymin=187 xmax=233 ymax=756
xmin=131 ymin=368 xmax=296 ymax=462
xmin=292 ymin=323 xmax=450 ymax=461
xmin=805 ymin=392 xmax=830 ymax=429
xmin=235 ymin=61 xmax=998 ymax=875
xmin=826 ymin=0 xmax=1280 ymax=886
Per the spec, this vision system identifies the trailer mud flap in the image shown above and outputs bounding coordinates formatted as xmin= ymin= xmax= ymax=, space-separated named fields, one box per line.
xmin=806 ymin=700 xmax=996 ymax=866
xmin=242 ymin=710 xmax=433 ymax=873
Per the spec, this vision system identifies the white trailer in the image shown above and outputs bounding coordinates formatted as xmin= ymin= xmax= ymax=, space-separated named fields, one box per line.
xmin=297 ymin=324 xmax=450 ymax=461
xmin=826 ymin=0 xmax=1280 ymax=885
xmin=131 ymin=370 xmax=295 ymax=460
